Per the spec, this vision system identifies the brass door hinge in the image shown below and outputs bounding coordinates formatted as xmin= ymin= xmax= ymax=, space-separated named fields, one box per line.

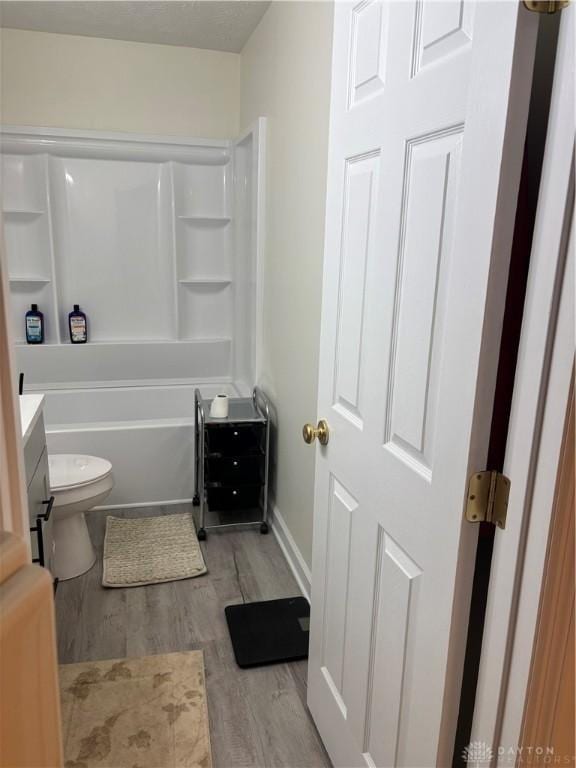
xmin=466 ymin=471 xmax=510 ymax=529
xmin=523 ymin=1 xmax=569 ymax=14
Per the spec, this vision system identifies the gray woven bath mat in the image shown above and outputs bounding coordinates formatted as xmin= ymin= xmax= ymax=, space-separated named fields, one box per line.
xmin=102 ymin=513 xmax=207 ymax=587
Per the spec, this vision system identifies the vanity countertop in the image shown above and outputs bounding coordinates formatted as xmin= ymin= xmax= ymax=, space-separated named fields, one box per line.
xmin=19 ymin=394 xmax=45 ymax=444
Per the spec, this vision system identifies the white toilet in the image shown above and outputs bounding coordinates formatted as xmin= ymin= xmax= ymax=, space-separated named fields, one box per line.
xmin=48 ymin=454 xmax=114 ymax=581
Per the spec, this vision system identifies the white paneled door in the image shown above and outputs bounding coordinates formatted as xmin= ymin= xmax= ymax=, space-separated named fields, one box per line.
xmin=307 ymin=2 xmax=538 ymax=766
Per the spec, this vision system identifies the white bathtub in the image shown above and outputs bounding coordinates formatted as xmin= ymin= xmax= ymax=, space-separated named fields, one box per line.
xmin=40 ymin=383 xmax=239 ymax=508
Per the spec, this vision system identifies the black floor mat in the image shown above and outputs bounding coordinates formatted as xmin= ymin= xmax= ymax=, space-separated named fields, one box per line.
xmin=225 ymin=596 xmax=310 ymax=668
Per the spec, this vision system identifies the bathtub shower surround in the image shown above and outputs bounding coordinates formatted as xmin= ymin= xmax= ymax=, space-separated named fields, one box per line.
xmin=1 ymin=125 xmax=264 ymax=380
xmin=2 ymin=124 xmax=265 ymax=508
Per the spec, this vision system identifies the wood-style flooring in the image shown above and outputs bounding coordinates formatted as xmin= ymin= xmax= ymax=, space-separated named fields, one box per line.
xmin=55 ymin=505 xmax=330 ymax=768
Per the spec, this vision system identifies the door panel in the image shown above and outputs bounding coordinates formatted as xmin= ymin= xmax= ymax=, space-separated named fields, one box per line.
xmin=349 ymin=1 xmax=389 ymax=106
xmin=322 ymin=477 xmax=357 ymax=700
xmin=308 ymin=2 xmax=538 ymax=766
xmin=386 ymin=128 xmax=462 ymax=473
xmin=333 ymin=152 xmax=380 ymax=427
xmin=367 ymin=530 xmax=422 ymax=768
xmin=414 ymin=1 xmax=475 ymax=74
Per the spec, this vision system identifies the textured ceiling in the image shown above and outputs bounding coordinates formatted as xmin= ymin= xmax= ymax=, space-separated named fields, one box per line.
xmin=0 ymin=1 xmax=271 ymax=53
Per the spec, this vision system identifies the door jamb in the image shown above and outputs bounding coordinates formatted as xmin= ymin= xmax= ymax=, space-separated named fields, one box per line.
xmin=469 ymin=6 xmax=574 ymax=761
xmin=0 ymin=216 xmax=30 ymax=540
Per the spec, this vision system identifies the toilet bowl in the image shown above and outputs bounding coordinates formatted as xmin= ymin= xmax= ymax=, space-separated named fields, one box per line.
xmin=49 ymin=454 xmax=114 ymax=581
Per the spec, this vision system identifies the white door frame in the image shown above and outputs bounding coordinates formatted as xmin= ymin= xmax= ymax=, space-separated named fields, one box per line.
xmin=0 ymin=216 xmax=30 ymax=540
xmin=470 ymin=6 xmax=574 ymax=763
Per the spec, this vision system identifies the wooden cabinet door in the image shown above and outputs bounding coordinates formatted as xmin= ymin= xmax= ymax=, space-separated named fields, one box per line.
xmin=0 ymin=532 xmax=63 ymax=768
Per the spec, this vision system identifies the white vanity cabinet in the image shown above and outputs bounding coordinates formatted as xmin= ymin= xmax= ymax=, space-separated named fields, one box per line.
xmin=21 ymin=402 xmax=55 ymax=576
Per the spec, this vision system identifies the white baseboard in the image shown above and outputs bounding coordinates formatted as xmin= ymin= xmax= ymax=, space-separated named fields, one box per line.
xmin=270 ymin=504 xmax=312 ymax=603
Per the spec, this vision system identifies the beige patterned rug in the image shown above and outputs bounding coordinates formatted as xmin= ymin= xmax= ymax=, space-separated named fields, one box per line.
xmin=102 ymin=514 xmax=207 ymax=587
xmin=60 ymin=651 xmax=212 ymax=768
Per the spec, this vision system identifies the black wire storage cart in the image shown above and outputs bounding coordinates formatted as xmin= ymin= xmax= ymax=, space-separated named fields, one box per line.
xmin=193 ymin=387 xmax=270 ymax=539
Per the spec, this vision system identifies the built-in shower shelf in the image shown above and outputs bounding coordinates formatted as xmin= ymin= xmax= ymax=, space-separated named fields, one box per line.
xmin=4 ymin=122 xmax=263 ymax=371
xmin=9 ymin=276 xmax=51 ymax=284
xmin=177 ymin=215 xmax=231 ymax=225
xmin=179 ymin=278 xmax=232 ymax=286
xmin=3 ymin=209 xmax=45 ymax=217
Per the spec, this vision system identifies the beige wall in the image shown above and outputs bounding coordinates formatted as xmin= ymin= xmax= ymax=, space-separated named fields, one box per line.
xmin=0 ymin=28 xmax=240 ymax=138
xmin=241 ymin=1 xmax=333 ymax=568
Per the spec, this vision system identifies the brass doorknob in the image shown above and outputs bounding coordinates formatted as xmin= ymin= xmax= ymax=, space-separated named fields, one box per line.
xmin=302 ymin=420 xmax=330 ymax=446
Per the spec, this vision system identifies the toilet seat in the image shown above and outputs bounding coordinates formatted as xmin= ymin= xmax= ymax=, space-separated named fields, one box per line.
xmin=49 ymin=454 xmax=112 ymax=491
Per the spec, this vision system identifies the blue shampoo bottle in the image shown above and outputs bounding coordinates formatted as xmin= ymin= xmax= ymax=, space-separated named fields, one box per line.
xmin=25 ymin=304 xmax=44 ymax=344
